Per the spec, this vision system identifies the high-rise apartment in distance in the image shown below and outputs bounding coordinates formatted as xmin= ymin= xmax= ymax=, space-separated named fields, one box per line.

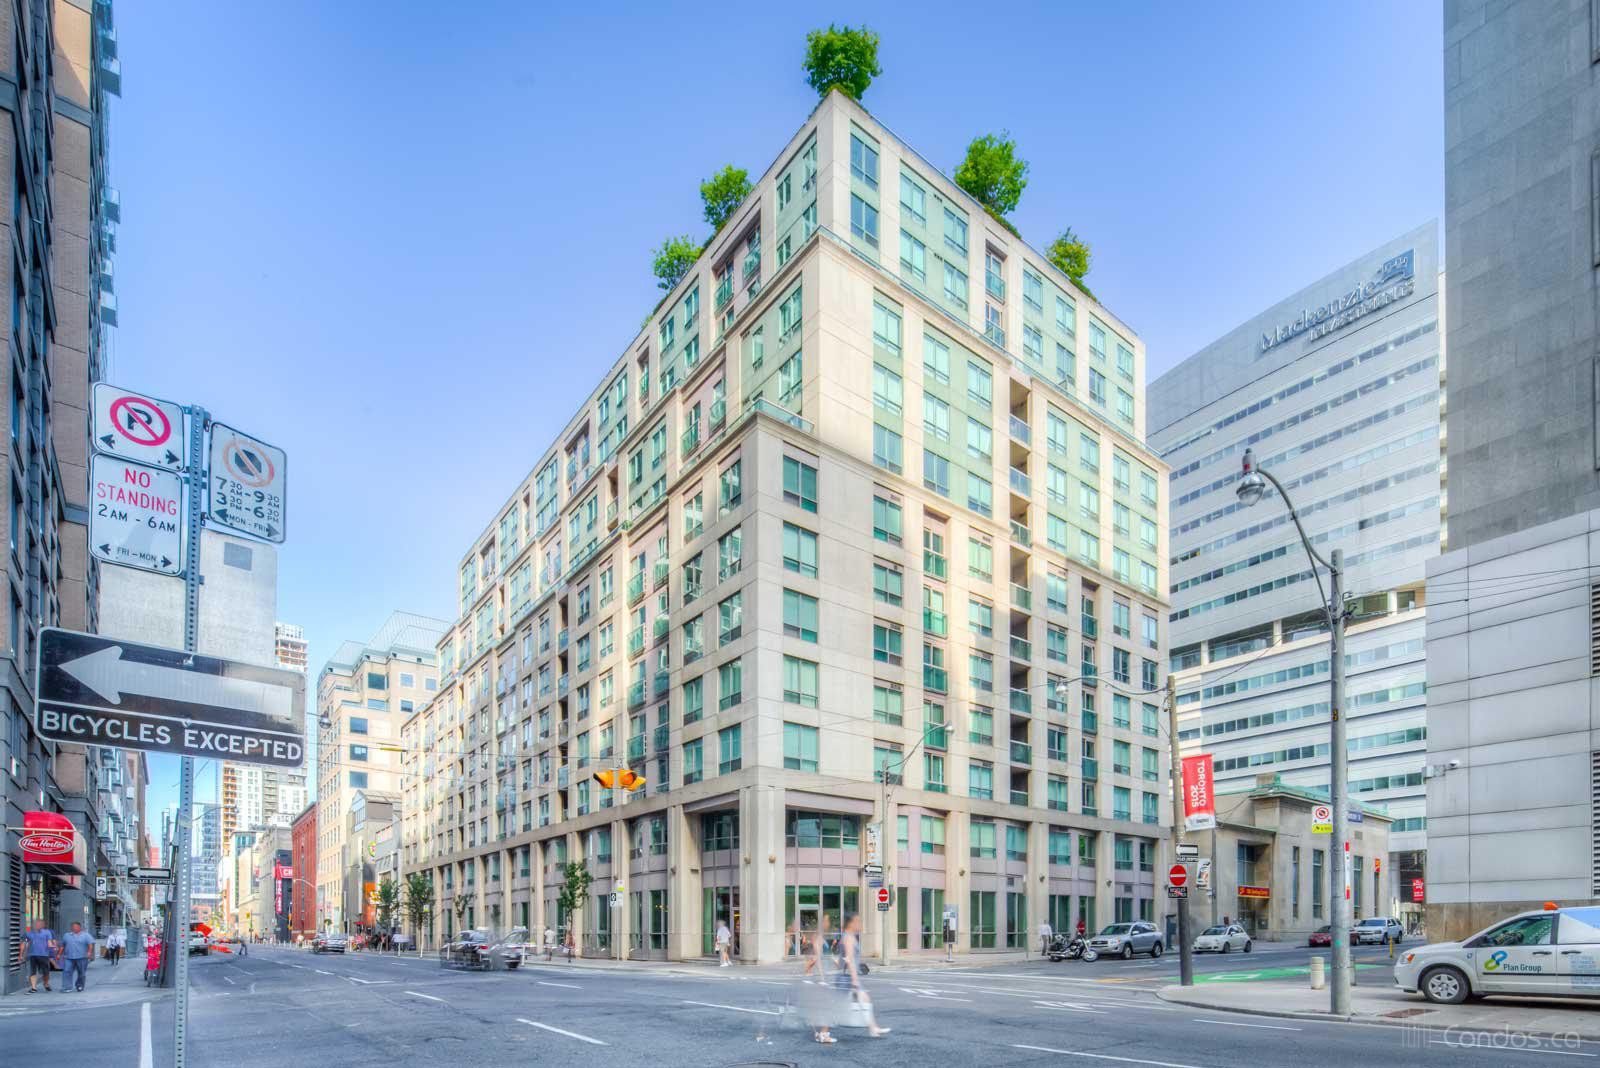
xmin=1425 ymin=0 xmax=1600 ymax=938
xmin=1 ymin=0 xmax=122 ymax=991
xmin=1150 ymin=225 xmax=1443 ymax=932
xmin=317 ymin=611 xmax=446 ymax=931
xmin=402 ymin=91 xmax=1171 ymax=962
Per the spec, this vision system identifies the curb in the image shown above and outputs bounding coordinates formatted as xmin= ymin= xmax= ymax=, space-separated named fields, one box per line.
xmin=1154 ymin=987 xmax=1600 ymax=1041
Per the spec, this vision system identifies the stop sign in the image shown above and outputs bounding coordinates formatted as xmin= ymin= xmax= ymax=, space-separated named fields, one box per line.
xmin=876 ymin=886 xmax=891 ymax=906
xmin=1168 ymin=864 xmax=1189 ymax=888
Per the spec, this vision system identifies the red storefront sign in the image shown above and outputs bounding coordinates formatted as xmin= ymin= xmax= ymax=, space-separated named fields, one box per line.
xmin=1238 ymin=885 xmax=1271 ymax=899
xmin=1411 ymin=877 xmax=1425 ymax=903
xmin=19 ymin=810 xmax=86 ymax=878
xmin=1181 ymin=754 xmax=1216 ymax=831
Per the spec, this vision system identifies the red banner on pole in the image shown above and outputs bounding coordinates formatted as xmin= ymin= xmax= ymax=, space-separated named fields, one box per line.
xmin=1181 ymin=754 xmax=1216 ymax=831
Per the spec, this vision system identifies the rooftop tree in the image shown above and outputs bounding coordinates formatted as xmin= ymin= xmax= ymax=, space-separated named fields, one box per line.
xmin=803 ymin=24 xmax=882 ymax=101
xmin=651 ymin=235 xmax=700 ymax=291
xmin=700 ymin=165 xmax=753 ymax=233
xmin=954 ymin=132 xmax=1029 ymax=223
xmin=1047 ymin=227 xmax=1094 ymax=297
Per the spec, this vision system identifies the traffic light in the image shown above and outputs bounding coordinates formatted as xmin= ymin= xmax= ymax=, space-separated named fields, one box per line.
xmin=593 ymin=768 xmax=646 ymax=791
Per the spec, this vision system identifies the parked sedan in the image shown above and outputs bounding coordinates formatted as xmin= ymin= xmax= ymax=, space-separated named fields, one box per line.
xmin=1088 ymin=922 xmax=1163 ymax=960
xmin=1193 ymin=924 xmax=1252 ymax=954
xmin=1307 ymin=925 xmax=1332 ymax=948
xmin=1354 ymin=916 xmax=1405 ymax=945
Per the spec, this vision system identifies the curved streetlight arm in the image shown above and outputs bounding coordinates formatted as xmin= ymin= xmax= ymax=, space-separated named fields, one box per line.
xmin=1252 ymin=463 xmax=1337 ymax=622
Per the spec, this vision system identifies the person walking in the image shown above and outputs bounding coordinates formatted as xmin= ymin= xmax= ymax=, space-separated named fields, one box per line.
xmin=1038 ymin=919 xmax=1054 ymax=956
xmin=838 ymin=913 xmax=889 ymax=1038
xmin=543 ymin=925 xmax=555 ymax=962
xmin=57 ymin=921 xmax=94 ymax=993
xmin=106 ymin=926 xmax=125 ymax=965
xmin=801 ymin=916 xmax=837 ymax=1044
xmin=715 ymin=916 xmax=732 ymax=967
xmin=802 ymin=914 xmax=831 ymax=979
xmin=19 ymin=919 xmax=55 ymax=993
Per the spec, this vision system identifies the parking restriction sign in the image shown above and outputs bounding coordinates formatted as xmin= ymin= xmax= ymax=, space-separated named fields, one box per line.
xmin=208 ymin=422 xmax=287 ymax=543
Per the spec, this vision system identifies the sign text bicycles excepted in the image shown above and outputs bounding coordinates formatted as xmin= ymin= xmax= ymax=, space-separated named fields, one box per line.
xmin=33 ymin=627 xmax=306 ymax=767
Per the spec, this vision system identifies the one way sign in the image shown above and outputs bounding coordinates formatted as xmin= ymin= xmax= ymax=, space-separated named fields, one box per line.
xmin=33 ymin=628 xmax=306 ymax=768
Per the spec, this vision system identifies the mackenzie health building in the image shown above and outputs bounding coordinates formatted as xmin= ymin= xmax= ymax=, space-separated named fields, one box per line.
xmin=1149 ymin=223 xmax=1443 ymax=926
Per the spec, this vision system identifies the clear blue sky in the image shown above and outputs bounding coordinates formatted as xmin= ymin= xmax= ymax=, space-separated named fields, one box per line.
xmin=124 ymin=2 xmax=1442 ymax=812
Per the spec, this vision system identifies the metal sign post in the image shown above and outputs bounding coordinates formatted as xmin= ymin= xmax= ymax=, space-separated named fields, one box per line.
xmin=172 ymin=404 xmax=207 ymax=1068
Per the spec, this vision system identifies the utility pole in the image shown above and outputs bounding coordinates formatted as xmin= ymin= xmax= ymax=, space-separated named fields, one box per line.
xmin=172 ymin=404 xmax=207 ymax=1068
xmin=1328 ymin=548 xmax=1350 ymax=1015
xmin=1165 ymin=676 xmax=1194 ymax=987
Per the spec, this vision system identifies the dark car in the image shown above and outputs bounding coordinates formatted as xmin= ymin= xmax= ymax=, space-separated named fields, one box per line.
xmin=1308 ymin=925 xmax=1332 ymax=947
xmin=439 ymin=927 xmax=526 ymax=971
xmin=312 ymin=932 xmax=348 ymax=954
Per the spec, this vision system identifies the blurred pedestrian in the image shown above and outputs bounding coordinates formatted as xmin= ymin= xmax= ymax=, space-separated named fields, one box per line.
xmin=838 ymin=913 xmax=889 ymax=1038
xmin=1038 ymin=919 xmax=1053 ymax=956
xmin=715 ymin=916 xmax=732 ymax=967
xmin=57 ymin=921 xmax=93 ymax=992
xmin=802 ymin=915 xmax=830 ymax=979
xmin=800 ymin=917 xmax=836 ymax=1044
xmin=106 ymin=927 xmax=125 ymax=965
xmin=19 ymin=918 xmax=55 ymax=993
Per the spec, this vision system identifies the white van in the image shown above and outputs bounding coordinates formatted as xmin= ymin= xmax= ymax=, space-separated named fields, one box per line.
xmin=1394 ymin=905 xmax=1600 ymax=1004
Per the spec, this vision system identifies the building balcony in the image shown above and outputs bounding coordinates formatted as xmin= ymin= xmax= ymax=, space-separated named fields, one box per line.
xmin=1081 ymin=759 xmax=1098 ymax=781
xmin=652 ymin=725 xmax=670 ymax=751
xmin=1010 ymin=789 xmax=1029 ymax=807
xmin=923 ymin=609 xmax=947 ymax=637
xmin=1009 ymin=467 xmax=1031 ymax=498
xmin=558 ymin=628 xmax=569 ymax=651
xmin=1011 ymin=583 xmax=1032 ymax=612
xmin=652 ymin=615 xmax=671 ymax=642
xmin=1009 ymin=636 xmax=1031 ymax=661
xmin=557 ymin=766 xmax=570 ymax=788
xmin=652 ymin=669 xmax=670 ymax=697
xmin=748 ymin=397 xmax=812 ymax=433
xmin=1008 ymin=414 xmax=1031 ymax=446
xmin=923 ymin=550 xmax=947 ymax=580
xmin=1010 ymin=740 xmax=1032 ymax=766
xmin=627 ymin=681 xmax=646 ymax=710
xmin=681 ymin=426 xmax=701 ymax=456
xmin=1081 ymin=615 xmax=1098 ymax=640
xmin=627 ymin=573 xmax=646 ymax=605
xmin=653 ymin=560 xmax=671 ymax=588
xmin=922 ymin=665 xmax=948 ymax=693
xmin=627 ymin=629 xmax=645 ymax=658
xmin=627 ymin=735 xmax=645 ymax=760
xmin=709 ymin=397 xmax=727 ymax=428
xmin=925 ymin=726 xmax=948 ymax=751
xmin=1009 ymin=520 xmax=1031 ymax=547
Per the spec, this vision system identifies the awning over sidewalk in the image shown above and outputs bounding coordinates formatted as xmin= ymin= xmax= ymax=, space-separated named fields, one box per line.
xmin=18 ymin=810 xmax=88 ymax=877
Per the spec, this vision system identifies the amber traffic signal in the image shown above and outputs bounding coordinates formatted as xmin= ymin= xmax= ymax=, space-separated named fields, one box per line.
xmin=593 ymin=768 xmax=646 ymax=791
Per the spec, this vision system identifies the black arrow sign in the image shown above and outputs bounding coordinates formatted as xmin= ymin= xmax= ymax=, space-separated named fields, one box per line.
xmin=164 ymin=450 xmax=180 ymax=465
xmin=98 ymin=543 xmax=110 ymax=554
xmin=99 ymin=434 xmax=116 ymax=449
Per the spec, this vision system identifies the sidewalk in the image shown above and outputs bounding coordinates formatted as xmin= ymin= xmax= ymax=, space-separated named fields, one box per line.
xmin=0 ymin=950 xmax=166 ymax=1014
xmin=1158 ymin=977 xmax=1600 ymax=1040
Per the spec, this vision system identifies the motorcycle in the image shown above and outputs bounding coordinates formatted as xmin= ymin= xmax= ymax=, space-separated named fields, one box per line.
xmin=1047 ymin=934 xmax=1097 ymax=963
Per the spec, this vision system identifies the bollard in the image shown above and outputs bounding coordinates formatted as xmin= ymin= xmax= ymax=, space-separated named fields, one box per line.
xmin=1309 ymin=955 xmax=1326 ymax=990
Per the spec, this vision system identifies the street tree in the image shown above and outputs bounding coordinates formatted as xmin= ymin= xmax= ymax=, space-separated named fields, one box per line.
xmin=1046 ymin=227 xmax=1094 ymax=297
xmin=403 ymin=872 xmax=434 ymax=956
xmin=375 ymin=877 xmax=399 ymax=937
xmin=652 ymin=235 xmax=700 ymax=291
xmin=556 ymin=860 xmax=594 ymax=948
xmin=954 ymin=132 xmax=1029 ymax=219
xmin=701 ymin=165 xmax=752 ymax=233
xmin=802 ymin=24 xmax=882 ymax=101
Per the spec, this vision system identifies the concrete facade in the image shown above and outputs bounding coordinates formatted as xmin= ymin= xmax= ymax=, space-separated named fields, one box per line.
xmin=1194 ymin=776 xmax=1392 ymax=942
xmin=402 ymin=92 xmax=1174 ymax=964
xmin=1150 ymin=225 xmax=1442 ymax=923
xmin=1425 ymin=0 xmax=1600 ymax=940
xmin=1424 ymin=511 xmax=1600 ymax=939
xmin=316 ymin=611 xmax=445 ymax=932
xmin=1443 ymin=0 xmax=1600 ymax=550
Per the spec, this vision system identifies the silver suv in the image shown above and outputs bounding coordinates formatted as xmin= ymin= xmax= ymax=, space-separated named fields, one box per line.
xmin=1088 ymin=922 xmax=1164 ymax=960
xmin=1354 ymin=916 xmax=1404 ymax=945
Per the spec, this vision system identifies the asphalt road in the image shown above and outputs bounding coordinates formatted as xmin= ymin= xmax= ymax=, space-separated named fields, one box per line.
xmin=4 ymin=940 xmax=1596 ymax=1068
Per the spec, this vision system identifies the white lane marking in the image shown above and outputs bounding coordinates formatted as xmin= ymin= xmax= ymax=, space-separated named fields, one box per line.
xmin=222 ymin=976 xmax=235 ymax=985
xmin=754 ymin=980 xmax=788 ymax=987
xmin=1514 ymin=1051 xmax=1597 ymax=1059
xmin=313 ymin=969 xmax=332 ymax=975
xmin=681 ymin=999 xmax=782 ymax=1016
xmin=347 ymin=977 xmax=391 ymax=985
xmin=1033 ymin=1001 xmax=1109 ymax=1014
xmin=405 ymin=990 xmax=445 ymax=1002
xmin=536 ymin=980 xmax=581 ymax=989
xmin=1014 ymin=1045 xmax=1207 ymax=1068
xmin=1194 ymin=1018 xmax=1301 ymax=1031
xmin=517 ymin=1019 xmax=608 ymax=1045
xmin=139 ymin=1001 xmax=152 ymax=1068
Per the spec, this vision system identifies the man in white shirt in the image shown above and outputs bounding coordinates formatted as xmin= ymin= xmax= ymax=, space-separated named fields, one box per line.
xmin=1038 ymin=920 xmax=1054 ymax=955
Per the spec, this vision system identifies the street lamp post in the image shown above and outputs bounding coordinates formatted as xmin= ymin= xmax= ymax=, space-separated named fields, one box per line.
xmin=1235 ymin=447 xmax=1350 ymax=1015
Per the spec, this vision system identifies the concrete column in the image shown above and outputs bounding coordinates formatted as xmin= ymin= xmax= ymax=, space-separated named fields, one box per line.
xmin=1094 ymin=829 xmax=1115 ymax=928
xmin=1027 ymin=818 xmax=1049 ymax=945
xmin=741 ymin=784 xmax=786 ymax=963
xmin=947 ymin=812 xmax=970 ymax=954
xmin=667 ymin=803 xmax=699 ymax=960
xmin=611 ymin=815 xmax=630 ymax=961
xmin=531 ymin=844 xmax=546 ymax=936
